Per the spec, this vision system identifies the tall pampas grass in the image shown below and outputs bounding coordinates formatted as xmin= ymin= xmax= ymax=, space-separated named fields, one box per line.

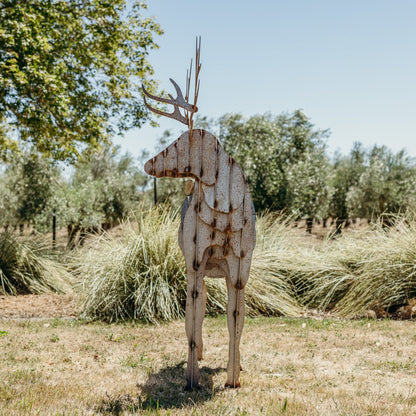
xmin=298 ymin=215 xmax=416 ymax=317
xmin=75 ymin=207 xmax=187 ymax=323
xmin=0 ymin=232 xmax=73 ymax=295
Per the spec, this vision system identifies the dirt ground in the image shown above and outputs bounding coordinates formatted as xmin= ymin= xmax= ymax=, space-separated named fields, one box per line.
xmin=0 ymin=293 xmax=79 ymax=319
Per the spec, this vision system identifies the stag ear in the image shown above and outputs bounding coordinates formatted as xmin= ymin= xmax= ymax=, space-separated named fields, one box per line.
xmin=201 ymin=140 xmax=245 ymax=214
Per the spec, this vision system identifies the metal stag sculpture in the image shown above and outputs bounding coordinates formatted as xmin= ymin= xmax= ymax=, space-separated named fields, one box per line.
xmin=142 ymin=39 xmax=256 ymax=389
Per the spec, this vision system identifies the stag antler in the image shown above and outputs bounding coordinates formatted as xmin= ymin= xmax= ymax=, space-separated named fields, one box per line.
xmin=142 ymin=37 xmax=201 ymax=128
xmin=142 ymin=79 xmax=196 ymax=125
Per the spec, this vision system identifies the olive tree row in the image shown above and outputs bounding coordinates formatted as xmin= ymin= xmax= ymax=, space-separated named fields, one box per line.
xmin=212 ymin=112 xmax=416 ymax=228
xmin=0 ymin=148 xmax=149 ymax=246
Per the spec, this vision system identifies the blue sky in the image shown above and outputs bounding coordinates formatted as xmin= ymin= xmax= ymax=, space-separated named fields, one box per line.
xmin=117 ymin=0 xmax=416 ymax=159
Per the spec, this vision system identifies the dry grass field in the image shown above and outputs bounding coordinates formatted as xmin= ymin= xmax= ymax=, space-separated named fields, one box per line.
xmin=1 ymin=314 xmax=416 ymax=416
xmin=2 ymin=214 xmax=416 ymax=415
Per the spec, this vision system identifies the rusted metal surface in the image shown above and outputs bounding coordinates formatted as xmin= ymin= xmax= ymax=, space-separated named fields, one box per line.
xmin=142 ymin=40 xmax=256 ymax=390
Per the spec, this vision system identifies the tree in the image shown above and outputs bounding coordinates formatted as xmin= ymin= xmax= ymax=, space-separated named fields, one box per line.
xmin=53 ymin=146 xmax=147 ymax=246
xmin=218 ymin=110 xmax=330 ymax=212
xmin=286 ymin=148 xmax=332 ymax=231
xmin=329 ymin=142 xmax=366 ymax=232
xmin=0 ymin=0 xmax=162 ymax=162
xmin=346 ymin=146 xmax=416 ymax=220
xmin=0 ymin=171 xmax=18 ymax=228
xmin=0 ymin=152 xmax=59 ymax=228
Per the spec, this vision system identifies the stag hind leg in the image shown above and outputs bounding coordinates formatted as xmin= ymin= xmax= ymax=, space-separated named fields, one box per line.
xmin=185 ymin=269 xmax=205 ymax=389
xmin=225 ymin=275 xmax=245 ymax=388
xmin=224 ymin=254 xmax=252 ymax=388
xmin=197 ymin=280 xmax=207 ymax=361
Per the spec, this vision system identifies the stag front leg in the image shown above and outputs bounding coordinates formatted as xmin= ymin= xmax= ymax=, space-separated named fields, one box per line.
xmin=185 ymin=270 xmax=205 ymax=389
xmin=225 ymin=277 xmax=245 ymax=388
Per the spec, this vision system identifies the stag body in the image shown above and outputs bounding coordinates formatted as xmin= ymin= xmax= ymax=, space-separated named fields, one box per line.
xmin=144 ymin=129 xmax=255 ymax=388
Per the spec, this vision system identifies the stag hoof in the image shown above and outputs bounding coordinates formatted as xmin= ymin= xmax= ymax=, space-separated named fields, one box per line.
xmin=224 ymin=381 xmax=241 ymax=389
xmin=185 ymin=382 xmax=200 ymax=391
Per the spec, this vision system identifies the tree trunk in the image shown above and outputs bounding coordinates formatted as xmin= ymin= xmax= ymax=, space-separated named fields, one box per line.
xmin=79 ymin=227 xmax=88 ymax=246
xmin=334 ymin=219 xmax=344 ymax=235
xmin=67 ymin=223 xmax=80 ymax=250
xmin=306 ymin=218 xmax=313 ymax=234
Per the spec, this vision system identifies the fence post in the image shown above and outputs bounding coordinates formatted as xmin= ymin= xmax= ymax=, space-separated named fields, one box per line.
xmin=52 ymin=209 xmax=56 ymax=248
xmin=153 ymin=177 xmax=157 ymax=205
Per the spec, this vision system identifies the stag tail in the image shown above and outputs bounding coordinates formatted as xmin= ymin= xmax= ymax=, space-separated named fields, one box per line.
xmin=141 ymin=37 xmax=201 ymax=131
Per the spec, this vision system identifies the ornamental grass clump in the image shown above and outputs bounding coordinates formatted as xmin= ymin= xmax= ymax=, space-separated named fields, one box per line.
xmin=292 ymin=237 xmax=363 ymax=312
xmin=76 ymin=207 xmax=187 ymax=323
xmin=245 ymin=213 xmax=301 ymax=317
xmin=0 ymin=232 xmax=73 ymax=295
xmin=298 ymin=215 xmax=416 ymax=317
xmin=76 ymin=206 xmax=301 ymax=322
xmin=334 ymin=217 xmax=416 ymax=316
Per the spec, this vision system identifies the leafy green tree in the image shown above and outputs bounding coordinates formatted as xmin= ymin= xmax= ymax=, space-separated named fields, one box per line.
xmin=0 ymin=152 xmax=58 ymax=227
xmin=218 ymin=110 xmax=330 ymax=212
xmin=0 ymin=172 xmax=18 ymax=228
xmin=329 ymin=142 xmax=366 ymax=232
xmin=346 ymin=146 xmax=416 ymax=219
xmin=72 ymin=148 xmax=136 ymax=222
xmin=0 ymin=0 xmax=162 ymax=162
xmin=51 ymin=146 xmax=147 ymax=246
xmin=0 ymin=117 xmax=17 ymax=161
xmin=286 ymin=148 xmax=332 ymax=231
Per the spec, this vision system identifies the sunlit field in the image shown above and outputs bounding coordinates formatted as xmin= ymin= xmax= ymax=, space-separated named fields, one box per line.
xmin=1 ymin=316 xmax=416 ymax=416
xmin=1 ymin=1 xmax=416 ymax=415
xmin=2 ymin=210 xmax=416 ymax=415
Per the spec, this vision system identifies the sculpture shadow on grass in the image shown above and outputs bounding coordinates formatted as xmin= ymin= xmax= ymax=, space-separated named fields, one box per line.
xmin=138 ymin=361 xmax=225 ymax=410
xmin=97 ymin=362 xmax=225 ymax=414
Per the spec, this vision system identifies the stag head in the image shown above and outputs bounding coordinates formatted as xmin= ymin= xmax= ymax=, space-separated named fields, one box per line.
xmin=144 ymin=129 xmax=216 ymax=183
